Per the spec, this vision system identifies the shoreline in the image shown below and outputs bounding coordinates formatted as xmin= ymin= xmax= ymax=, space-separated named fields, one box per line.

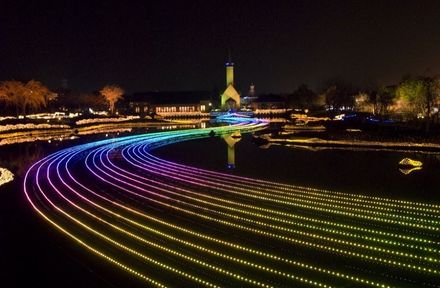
xmin=261 ymin=135 xmax=440 ymax=152
xmin=0 ymin=119 xmax=201 ymax=146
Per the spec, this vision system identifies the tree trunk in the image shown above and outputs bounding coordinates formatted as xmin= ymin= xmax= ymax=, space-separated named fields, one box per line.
xmin=425 ymin=96 xmax=431 ymax=134
xmin=425 ymin=117 xmax=430 ymax=134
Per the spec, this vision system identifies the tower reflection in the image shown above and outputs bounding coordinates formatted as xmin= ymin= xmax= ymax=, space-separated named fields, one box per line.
xmin=222 ymin=131 xmax=241 ymax=169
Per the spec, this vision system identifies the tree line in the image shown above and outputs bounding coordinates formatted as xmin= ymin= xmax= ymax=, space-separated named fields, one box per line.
xmin=0 ymin=80 xmax=57 ymax=116
xmin=0 ymin=80 xmax=124 ymax=117
xmin=286 ymin=76 xmax=440 ymax=121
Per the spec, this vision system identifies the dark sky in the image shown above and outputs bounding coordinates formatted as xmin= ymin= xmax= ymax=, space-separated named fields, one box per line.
xmin=2 ymin=0 xmax=440 ymax=94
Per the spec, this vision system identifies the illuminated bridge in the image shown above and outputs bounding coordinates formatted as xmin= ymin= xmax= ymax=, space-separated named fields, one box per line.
xmin=24 ymin=116 xmax=440 ymax=287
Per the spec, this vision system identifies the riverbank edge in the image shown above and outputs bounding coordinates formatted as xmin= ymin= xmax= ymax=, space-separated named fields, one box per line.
xmin=0 ymin=119 xmax=200 ymax=146
xmin=261 ymin=135 xmax=440 ymax=152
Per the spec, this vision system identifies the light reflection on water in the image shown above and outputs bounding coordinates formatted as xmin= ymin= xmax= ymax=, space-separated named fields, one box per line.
xmin=155 ymin=134 xmax=440 ymax=203
xmin=1 ymin=125 xmax=440 ymax=203
xmin=2 ymin=124 xmax=440 ymax=287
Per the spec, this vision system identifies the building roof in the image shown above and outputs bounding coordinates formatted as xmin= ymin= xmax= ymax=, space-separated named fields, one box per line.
xmin=221 ymin=84 xmax=240 ymax=104
xmin=128 ymin=91 xmax=212 ymax=105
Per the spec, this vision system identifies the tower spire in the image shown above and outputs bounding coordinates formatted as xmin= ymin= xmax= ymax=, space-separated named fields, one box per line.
xmin=225 ymin=49 xmax=234 ymax=87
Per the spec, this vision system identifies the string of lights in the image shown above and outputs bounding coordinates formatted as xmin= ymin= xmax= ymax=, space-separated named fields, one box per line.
xmin=24 ymin=116 xmax=440 ymax=287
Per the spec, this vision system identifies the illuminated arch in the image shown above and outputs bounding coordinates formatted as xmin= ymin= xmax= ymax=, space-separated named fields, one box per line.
xmin=221 ymin=84 xmax=240 ymax=109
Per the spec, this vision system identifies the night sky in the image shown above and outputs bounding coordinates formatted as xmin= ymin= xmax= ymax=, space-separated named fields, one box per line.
xmin=2 ymin=0 xmax=440 ymax=94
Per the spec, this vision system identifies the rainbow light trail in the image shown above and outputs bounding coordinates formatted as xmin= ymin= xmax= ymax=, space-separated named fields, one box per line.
xmin=24 ymin=116 xmax=440 ymax=287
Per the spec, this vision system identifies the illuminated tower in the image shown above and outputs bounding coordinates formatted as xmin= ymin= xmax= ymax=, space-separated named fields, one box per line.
xmin=249 ymin=83 xmax=255 ymax=97
xmin=221 ymin=54 xmax=240 ymax=109
xmin=226 ymin=61 xmax=234 ymax=87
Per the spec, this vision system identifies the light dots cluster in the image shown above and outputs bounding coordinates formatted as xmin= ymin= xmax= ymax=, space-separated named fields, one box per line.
xmin=24 ymin=116 xmax=440 ymax=287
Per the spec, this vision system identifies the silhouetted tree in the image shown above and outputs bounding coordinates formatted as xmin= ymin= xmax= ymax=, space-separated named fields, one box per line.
xmin=376 ymin=85 xmax=396 ymax=116
xmin=79 ymin=93 xmax=107 ymax=111
xmin=287 ymin=84 xmax=318 ymax=110
xmin=322 ymin=81 xmax=355 ymax=111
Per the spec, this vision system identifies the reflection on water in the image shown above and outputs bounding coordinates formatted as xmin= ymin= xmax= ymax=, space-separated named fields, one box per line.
xmin=0 ymin=122 xmax=203 ymax=148
xmin=0 ymin=142 xmax=46 ymax=177
xmin=0 ymin=127 xmax=131 ymax=147
xmin=0 ymin=133 xmax=132 ymax=288
xmin=399 ymin=166 xmax=423 ymax=175
xmin=276 ymin=142 xmax=440 ymax=155
xmin=276 ymin=143 xmax=440 ymax=176
xmin=3 ymin=125 xmax=440 ymax=287
xmin=0 ymin=131 xmax=134 ymax=178
xmin=0 ymin=122 xmax=207 ymax=178
xmin=222 ymin=131 xmax=241 ymax=169
xmin=3 ymin=128 xmax=440 ymax=199
xmin=155 ymin=135 xmax=440 ymax=203
xmin=398 ymin=157 xmax=424 ymax=175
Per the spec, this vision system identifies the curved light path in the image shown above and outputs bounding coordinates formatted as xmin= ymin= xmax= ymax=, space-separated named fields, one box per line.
xmin=24 ymin=116 xmax=440 ymax=288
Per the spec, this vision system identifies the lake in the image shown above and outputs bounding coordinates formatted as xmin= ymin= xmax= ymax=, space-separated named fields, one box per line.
xmin=2 ymin=124 xmax=440 ymax=287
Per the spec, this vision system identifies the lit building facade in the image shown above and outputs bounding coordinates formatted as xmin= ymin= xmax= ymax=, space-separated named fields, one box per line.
xmin=251 ymin=94 xmax=287 ymax=110
xmin=128 ymin=91 xmax=213 ymax=117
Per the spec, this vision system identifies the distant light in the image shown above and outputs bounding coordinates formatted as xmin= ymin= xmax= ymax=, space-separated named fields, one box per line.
xmin=334 ymin=114 xmax=345 ymax=120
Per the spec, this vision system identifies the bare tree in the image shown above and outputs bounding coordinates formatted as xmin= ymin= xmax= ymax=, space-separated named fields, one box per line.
xmin=100 ymin=85 xmax=124 ymax=114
